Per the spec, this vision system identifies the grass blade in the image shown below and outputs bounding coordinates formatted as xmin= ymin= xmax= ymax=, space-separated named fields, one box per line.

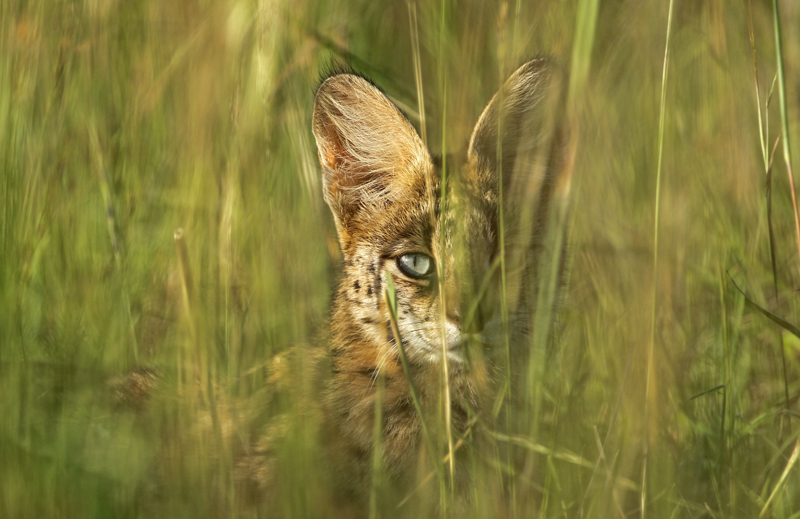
xmin=759 ymin=440 xmax=800 ymax=517
xmin=384 ymin=270 xmax=440 ymax=486
xmin=643 ymin=1 xmax=676 ymax=516
xmin=729 ymin=274 xmax=800 ymax=340
xmin=771 ymin=0 xmax=800 ymax=275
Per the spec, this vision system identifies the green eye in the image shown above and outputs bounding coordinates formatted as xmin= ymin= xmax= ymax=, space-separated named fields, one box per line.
xmin=397 ymin=253 xmax=434 ymax=279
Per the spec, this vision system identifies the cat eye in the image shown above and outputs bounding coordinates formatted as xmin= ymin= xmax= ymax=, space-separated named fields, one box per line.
xmin=397 ymin=253 xmax=434 ymax=279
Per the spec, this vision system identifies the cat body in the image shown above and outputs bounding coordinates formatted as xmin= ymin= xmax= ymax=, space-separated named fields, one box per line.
xmin=312 ymin=58 xmax=568 ymax=507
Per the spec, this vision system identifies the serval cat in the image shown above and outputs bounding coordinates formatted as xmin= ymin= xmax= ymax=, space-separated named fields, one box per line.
xmin=298 ymin=57 xmax=569 ymax=513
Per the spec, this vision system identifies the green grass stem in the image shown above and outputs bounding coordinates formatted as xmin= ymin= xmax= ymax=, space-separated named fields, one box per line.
xmin=644 ymin=0 xmax=675 ymax=516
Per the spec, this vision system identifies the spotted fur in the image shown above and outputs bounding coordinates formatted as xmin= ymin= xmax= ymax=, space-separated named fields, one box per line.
xmin=313 ymin=59 xmax=568 ymax=503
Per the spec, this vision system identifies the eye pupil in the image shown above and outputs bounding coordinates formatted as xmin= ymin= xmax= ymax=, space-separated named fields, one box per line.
xmin=398 ymin=253 xmax=433 ymax=279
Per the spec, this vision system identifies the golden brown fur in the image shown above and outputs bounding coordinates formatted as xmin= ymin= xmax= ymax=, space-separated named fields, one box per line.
xmin=311 ymin=58 xmax=568 ymax=508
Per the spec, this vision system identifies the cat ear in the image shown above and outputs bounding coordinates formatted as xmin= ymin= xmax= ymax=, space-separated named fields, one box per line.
xmin=467 ymin=59 xmax=567 ymax=203
xmin=313 ymin=74 xmax=430 ymax=235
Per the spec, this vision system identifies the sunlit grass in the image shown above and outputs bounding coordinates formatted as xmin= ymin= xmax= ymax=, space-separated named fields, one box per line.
xmin=2 ymin=0 xmax=800 ymax=517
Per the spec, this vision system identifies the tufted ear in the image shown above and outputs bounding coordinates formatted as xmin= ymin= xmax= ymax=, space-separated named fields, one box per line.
xmin=467 ymin=59 xmax=567 ymax=209
xmin=312 ymin=74 xmax=431 ymax=238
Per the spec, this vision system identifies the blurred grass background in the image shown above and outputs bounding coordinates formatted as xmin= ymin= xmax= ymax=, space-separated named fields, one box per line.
xmin=2 ymin=0 xmax=800 ymax=517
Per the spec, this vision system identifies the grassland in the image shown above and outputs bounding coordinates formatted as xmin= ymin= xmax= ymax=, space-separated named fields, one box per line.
xmin=2 ymin=0 xmax=800 ymax=517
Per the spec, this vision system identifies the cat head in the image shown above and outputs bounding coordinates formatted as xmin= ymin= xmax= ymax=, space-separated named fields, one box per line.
xmin=313 ymin=59 xmax=567 ymax=366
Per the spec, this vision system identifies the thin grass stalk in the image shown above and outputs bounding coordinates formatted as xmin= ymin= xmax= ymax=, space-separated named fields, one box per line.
xmin=175 ymin=225 xmax=221 ymax=450
xmin=765 ymin=133 xmax=783 ymax=295
xmin=493 ymin=7 xmax=517 ymax=516
xmin=220 ymin=126 xmax=240 ymax=513
xmin=88 ymin=126 xmax=120 ymax=266
xmin=512 ymin=0 xmax=522 ymax=58
xmin=175 ymin=229 xmax=194 ymax=330
xmin=526 ymin=1 xmax=599 ymax=513
xmin=771 ymin=0 xmax=800 ymax=275
xmin=493 ymin=13 xmax=510 ymax=368
xmin=89 ymin=124 xmax=141 ymax=365
xmin=759 ymin=439 xmax=800 ymax=517
xmin=567 ymin=2 xmax=601 ymax=513
xmin=484 ymin=64 xmax=508 ymax=433
xmin=770 ymin=0 xmax=795 ymax=432
xmin=222 ymin=83 xmax=241 ymax=395
xmin=644 ymin=0 xmax=675 ymax=517
xmin=717 ymin=263 xmax=731 ymax=506
xmin=369 ymin=372 xmax=385 ymax=519
xmin=747 ymin=0 xmax=768 ymax=170
xmin=581 ymin=340 xmax=636 ymax=517
xmin=748 ymin=8 xmax=785 ymax=437
xmin=569 ymin=0 xmax=600 ymax=105
xmin=767 ymin=135 xmax=791 ymax=424
xmin=530 ymin=0 xmax=599 ymax=401
xmin=437 ymin=81 xmax=456 ymax=495
xmin=525 ymin=96 xmax=575 ymax=509
xmin=530 ymin=182 xmax=570 ymax=517
xmin=750 ymin=0 xmax=791 ymax=429
xmin=434 ymin=0 xmax=455 ymax=498
xmin=730 ymin=275 xmax=800 ymax=339
xmin=750 ymin=2 xmax=792 ymax=440
xmin=0 ymin=39 xmax=9 ymax=259
xmin=396 ymin=426 xmax=473 ymax=510
xmin=175 ymin=228 xmax=194 ymax=397
xmin=384 ymin=271 xmax=443 ymax=492
xmin=408 ymin=1 xmax=426 ymax=147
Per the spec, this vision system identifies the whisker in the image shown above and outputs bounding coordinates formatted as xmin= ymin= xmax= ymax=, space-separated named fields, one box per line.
xmin=365 ymin=348 xmax=394 ymax=395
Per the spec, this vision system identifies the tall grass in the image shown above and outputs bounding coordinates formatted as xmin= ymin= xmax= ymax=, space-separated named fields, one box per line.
xmin=2 ymin=0 xmax=800 ymax=517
